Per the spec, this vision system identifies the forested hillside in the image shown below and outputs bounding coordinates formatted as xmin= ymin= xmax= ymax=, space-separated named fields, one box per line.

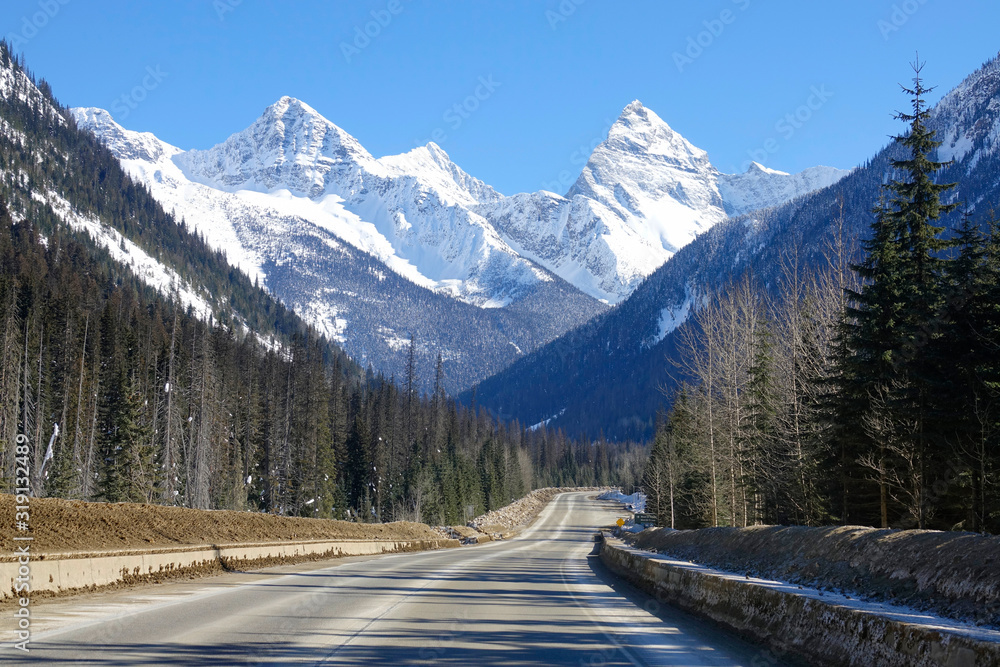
xmin=469 ymin=54 xmax=1000 ymax=444
xmin=642 ymin=65 xmax=1000 ymax=534
xmin=0 ymin=43 xmax=641 ymax=524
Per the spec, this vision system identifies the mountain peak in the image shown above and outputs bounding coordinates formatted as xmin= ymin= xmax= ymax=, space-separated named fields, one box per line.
xmin=378 ymin=141 xmax=501 ymax=207
xmin=621 ymin=99 xmax=647 ymax=116
xmin=256 ymin=95 xmax=352 ymax=142
xmin=745 ymin=161 xmax=789 ymax=176
xmin=266 ymin=95 xmax=324 ymax=121
xmin=175 ymin=95 xmax=374 ymax=194
xmin=603 ymin=101 xmax=699 ymax=162
xmin=72 ymin=106 xmax=171 ymax=162
xmin=423 ymin=140 xmax=450 ymax=161
xmin=73 ymin=106 xmax=116 ymax=126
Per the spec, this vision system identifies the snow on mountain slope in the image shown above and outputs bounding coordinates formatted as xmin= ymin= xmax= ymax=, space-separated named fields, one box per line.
xmin=379 ymin=141 xmax=502 ymax=207
xmin=480 ymin=190 xmax=664 ymax=304
xmin=718 ymin=162 xmax=850 ymax=217
xmin=930 ymin=56 xmax=1000 ymax=181
xmin=568 ymin=101 xmax=727 ymax=254
xmin=31 ymin=187 xmax=212 ymax=319
xmin=74 ymin=97 xmax=848 ymax=317
xmin=478 ymin=101 xmax=850 ymax=304
xmin=0 ymin=51 xmax=63 ymax=116
xmin=74 ymin=107 xmax=409 ymax=340
xmin=171 ymin=96 xmax=539 ymax=307
xmin=71 ymin=108 xmax=268 ymax=284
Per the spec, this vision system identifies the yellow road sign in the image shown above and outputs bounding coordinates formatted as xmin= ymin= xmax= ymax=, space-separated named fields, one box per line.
xmin=616 ymin=518 xmax=625 ymax=527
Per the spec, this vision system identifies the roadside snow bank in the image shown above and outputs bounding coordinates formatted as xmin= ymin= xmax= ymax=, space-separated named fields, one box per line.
xmin=623 ymin=525 xmax=1000 ymax=629
xmin=596 ymin=489 xmax=647 ymax=512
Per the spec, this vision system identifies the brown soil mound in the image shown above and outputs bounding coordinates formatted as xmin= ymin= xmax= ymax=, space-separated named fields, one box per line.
xmin=0 ymin=494 xmax=442 ymax=553
xmin=624 ymin=525 xmax=1000 ymax=628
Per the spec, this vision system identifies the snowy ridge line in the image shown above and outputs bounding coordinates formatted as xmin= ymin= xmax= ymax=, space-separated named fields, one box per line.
xmin=600 ymin=535 xmax=1000 ymax=667
xmin=0 ymin=55 xmax=64 ymax=122
xmin=71 ymin=98 xmax=849 ymax=310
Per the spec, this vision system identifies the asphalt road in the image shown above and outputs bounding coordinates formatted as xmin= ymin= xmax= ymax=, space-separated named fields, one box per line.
xmin=6 ymin=492 xmax=790 ymax=666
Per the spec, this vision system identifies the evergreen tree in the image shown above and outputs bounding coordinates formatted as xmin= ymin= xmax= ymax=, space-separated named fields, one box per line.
xmin=837 ymin=59 xmax=957 ymax=528
xmin=885 ymin=60 xmax=958 ymax=528
xmin=940 ymin=213 xmax=1000 ymax=530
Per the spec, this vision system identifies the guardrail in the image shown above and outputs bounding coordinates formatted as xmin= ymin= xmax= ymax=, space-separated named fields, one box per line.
xmin=2 ymin=537 xmax=460 ymax=599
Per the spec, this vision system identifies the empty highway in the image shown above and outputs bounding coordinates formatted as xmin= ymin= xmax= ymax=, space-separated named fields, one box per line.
xmin=7 ymin=492 xmax=788 ymax=665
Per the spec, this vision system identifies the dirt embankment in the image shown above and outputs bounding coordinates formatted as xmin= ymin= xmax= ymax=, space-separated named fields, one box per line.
xmin=624 ymin=525 xmax=1000 ymax=628
xmin=470 ymin=487 xmax=606 ymax=536
xmin=0 ymin=494 xmax=442 ymax=553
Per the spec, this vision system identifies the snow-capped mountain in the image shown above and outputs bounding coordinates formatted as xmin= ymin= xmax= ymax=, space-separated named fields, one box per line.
xmin=76 ymin=98 xmax=848 ymax=313
xmin=930 ymin=57 xmax=1000 ymax=180
xmin=478 ymin=101 xmax=849 ymax=303
xmin=72 ymin=96 xmax=847 ymax=389
xmin=566 ymin=100 xmax=727 ymax=252
xmin=717 ymin=161 xmax=850 ymax=218
xmin=170 ymin=96 xmax=545 ymax=308
xmin=468 ymin=53 xmax=1000 ymax=441
xmin=71 ymin=104 xmax=605 ymax=392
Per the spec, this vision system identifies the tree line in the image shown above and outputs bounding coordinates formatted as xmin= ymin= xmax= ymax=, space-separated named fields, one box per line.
xmin=0 ymin=40 xmax=647 ymax=523
xmin=0 ymin=195 xmax=646 ymax=523
xmin=644 ymin=63 xmax=1000 ymax=534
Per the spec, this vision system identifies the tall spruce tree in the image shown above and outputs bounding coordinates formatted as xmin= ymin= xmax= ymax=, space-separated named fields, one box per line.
xmin=838 ymin=59 xmax=958 ymax=528
xmin=888 ymin=60 xmax=958 ymax=528
xmin=836 ymin=197 xmax=906 ymax=525
xmin=939 ymin=213 xmax=994 ymax=529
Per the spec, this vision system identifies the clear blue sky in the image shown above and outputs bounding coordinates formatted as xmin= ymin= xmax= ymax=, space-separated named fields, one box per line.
xmin=4 ymin=1 xmax=998 ymax=195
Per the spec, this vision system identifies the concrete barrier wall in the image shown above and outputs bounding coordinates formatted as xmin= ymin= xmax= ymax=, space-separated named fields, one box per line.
xmin=2 ymin=537 xmax=459 ymax=599
xmin=599 ymin=534 xmax=1000 ymax=667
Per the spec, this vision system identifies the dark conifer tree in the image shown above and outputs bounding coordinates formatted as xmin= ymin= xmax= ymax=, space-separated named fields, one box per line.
xmin=837 ymin=60 xmax=958 ymax=528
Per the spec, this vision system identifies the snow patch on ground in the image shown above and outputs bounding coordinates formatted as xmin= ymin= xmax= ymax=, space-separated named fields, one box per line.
xmin=650 ymin=296 xmax=693 ymax=347
xmin=597 ymin=489 xmax=647 ymax=513
xmin=528 ymin=409 xmax=566 ymax=431
xmin=620 ymin=542 xmax=1000 ymax=644
xmin=383 ymin=331 xmax=413 ymax=352
xmin=625 ymin=524 xmax=1000 ymax=631
xmin=33 ymin=190 xmax=212 ymax=319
